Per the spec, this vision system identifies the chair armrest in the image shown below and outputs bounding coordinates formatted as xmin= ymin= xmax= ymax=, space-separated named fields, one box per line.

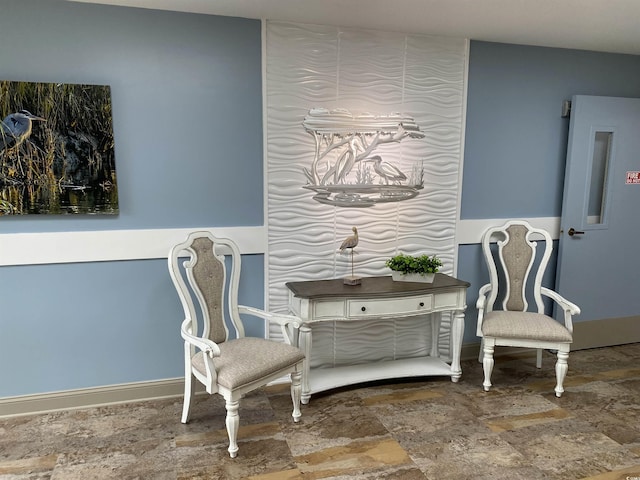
xmin=238 ymin=305 xmax=302 ymax=346
xmin=180 ymin=318 xmax=221 ymax=394
xmin=541 ymin=287 xmax=580 ymax=334
xmin=475 ymin=283 xmax=492 ymax=337
xmin=180 ymin=318 xmax=221 ymax=357
xmin=540 ymin=287 xmax=581 ymax=315
xmin=239 ymin=305 xmax=301 ymax=327
xmin=476 ymin=283 xmax=492 ymax=310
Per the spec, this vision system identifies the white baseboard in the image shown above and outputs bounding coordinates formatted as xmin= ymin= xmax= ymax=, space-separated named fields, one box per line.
xmin=0 ymin=378 xmax=188 ymax=418
xmin=571 ymin=315 xmax=640 ymax=350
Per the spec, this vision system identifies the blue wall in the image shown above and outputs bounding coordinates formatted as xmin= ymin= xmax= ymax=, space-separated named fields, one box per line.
xmin=458 ymin=42 xmax=640 ymax=342
xmin=462 ymin=41 xmax=640 ymax=220
xmin=0 ymin=0 xmax=264 ymax=397
xmin=1 ymin=256 xmax=264 ymax=395
xmin=1 ymin=0 xmax=263 ymax=233
xmin=2 ymin=2 xmax=640 ymax=397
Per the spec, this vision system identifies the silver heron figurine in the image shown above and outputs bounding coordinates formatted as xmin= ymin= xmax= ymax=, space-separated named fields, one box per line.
xmin=339 ymin=227 xmax=361 ymax=285
xmin=0 ymin=110 xmax=46 ymax=154
xmin=340 ymin=226 xmax=359 ymax=251
xmin=365 ymin=155 xmax=407 ymax=185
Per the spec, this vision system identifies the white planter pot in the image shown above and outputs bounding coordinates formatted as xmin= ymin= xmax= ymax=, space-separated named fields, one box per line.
xmin=391 ymin=271 xmax=436 ymax=283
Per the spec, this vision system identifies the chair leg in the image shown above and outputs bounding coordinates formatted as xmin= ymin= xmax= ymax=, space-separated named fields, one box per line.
xmin=482 ymin=343 xmax=494 ymax=392
xmin=290 ymin=370 xmax=302 ymax=423
xmin=181 ymin=372 xmax=195 ymax=424
xmin=536 ymin=348 xmax=543 ymax=369
xmin=554 ymin=350 xmax=569 ymax=397
xmin=225 ymin=399 xmax=240 ymax=458
xmin=478 ymin=337 xmax=485 ymax=363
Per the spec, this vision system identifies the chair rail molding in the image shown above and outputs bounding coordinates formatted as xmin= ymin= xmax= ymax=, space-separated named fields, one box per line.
xmin=456 ymin=217 xmax=560 ymax=245
xmin=0 ymin=226 xmax=266 ymax=266
xmin=0 ymin=218 xmax=560 ymax=267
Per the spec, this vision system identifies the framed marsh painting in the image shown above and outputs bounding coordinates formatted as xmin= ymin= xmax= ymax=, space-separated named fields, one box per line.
xmin=0 ymin=80 xmax=118 ymax=215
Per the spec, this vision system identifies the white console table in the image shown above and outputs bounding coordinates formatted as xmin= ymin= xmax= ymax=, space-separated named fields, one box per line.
xmin=286 ymin=274 xmax=469 ymax=403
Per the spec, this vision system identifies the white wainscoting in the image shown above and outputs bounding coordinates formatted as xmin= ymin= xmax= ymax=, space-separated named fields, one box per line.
xmin=0 ymin=226 xmax=266 ymax=266
xmin=455 ymin=217 xmax=561 ymax=245
xmin=0 ymin=218 xmax=560 ymax=267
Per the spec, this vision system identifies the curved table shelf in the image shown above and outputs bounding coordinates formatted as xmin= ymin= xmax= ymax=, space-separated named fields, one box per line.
xmin=286 ymin=274 xmax=469 ymax=403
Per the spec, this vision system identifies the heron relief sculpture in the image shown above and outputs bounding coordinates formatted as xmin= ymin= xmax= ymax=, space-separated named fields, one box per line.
xmin=302 ymin=108 xmax=425 ymax=208
xmin=0 ymin=80 xmax=118 ymax=215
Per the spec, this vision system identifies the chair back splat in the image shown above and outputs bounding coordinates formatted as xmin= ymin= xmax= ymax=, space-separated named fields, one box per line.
xmin=186 ymin=236 xmax=238 ymax=343
xmin=483 ymin=222 xmax=552 ymax=314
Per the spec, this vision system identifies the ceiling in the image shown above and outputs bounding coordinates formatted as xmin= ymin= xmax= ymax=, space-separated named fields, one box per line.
xmin=69 ymin=0 xmax=640 ymax=55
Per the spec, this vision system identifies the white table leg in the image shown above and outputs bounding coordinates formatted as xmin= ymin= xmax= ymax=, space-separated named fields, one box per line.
xmin=430 ymin=312 xmax=440 ymax=357
xmin=299 ymin=324 xmax=312 ymax=404
xmin=450 ymin=310 xmax=465 ymax=382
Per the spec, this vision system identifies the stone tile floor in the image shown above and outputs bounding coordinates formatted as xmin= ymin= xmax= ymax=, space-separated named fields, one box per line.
xmin=1 ymin=343 xmax=639 ymax=479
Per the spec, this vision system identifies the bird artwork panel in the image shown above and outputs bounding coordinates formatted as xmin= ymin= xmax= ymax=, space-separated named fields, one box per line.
xmin=0 ymin=80 xmax=118 ymax=215
xmin=301 ymin=108 xmax=426 ymax=208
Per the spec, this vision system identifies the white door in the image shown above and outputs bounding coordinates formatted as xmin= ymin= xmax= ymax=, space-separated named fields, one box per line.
xmin=556 ymin=95 xmax=640 ymax=324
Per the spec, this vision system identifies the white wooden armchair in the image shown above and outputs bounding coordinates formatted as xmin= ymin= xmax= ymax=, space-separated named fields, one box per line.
xmin=476 ymin=220 xmax=580 ymax=397
xmin=168 ymin=231 xmax=305 ymax=458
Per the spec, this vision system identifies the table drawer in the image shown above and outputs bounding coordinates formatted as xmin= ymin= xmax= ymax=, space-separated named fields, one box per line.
xmin=434 ymin=291 xmax=461 ymax=309
xmin=347 ymin=295 xmax=433 ymax=318
xmin=313 ymin=299 xmax=346 ymax=319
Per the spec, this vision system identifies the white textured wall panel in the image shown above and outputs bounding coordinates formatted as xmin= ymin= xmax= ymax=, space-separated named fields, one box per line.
xmin=265 ymin=22 xmax=467 ymax=347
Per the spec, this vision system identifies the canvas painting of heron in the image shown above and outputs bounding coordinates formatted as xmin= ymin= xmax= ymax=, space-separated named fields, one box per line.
xmin=0 ymin=80 xmax=118 ymax=215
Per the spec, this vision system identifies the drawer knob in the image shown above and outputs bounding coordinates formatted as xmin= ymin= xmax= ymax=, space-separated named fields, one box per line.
xmin=419 ymin=302 xmax=425 ymax=307
xmin=361 ymin=306 xmax=366 ymax=312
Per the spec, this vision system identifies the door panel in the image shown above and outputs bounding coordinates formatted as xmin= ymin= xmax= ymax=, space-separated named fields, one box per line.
xmin=556 ymin=95 xmax=640 ymax=322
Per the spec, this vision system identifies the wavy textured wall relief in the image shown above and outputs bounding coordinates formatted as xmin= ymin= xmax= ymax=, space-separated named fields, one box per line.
xmin=265 ymin=22 xmax=467 ymax=357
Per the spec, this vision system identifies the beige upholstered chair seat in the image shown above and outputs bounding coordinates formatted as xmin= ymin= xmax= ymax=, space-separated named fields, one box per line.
xmin=192 ymin=338 xmax=305 ymax=390
xmin=481 ymin=311 xmax=573 ymax=343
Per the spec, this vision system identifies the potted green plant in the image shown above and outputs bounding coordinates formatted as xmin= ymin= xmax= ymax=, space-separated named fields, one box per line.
xmin=385 ymin=253 xmax=442 ymax=283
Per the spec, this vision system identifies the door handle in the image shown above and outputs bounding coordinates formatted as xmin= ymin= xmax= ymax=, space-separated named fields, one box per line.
xmin=568 ymin=227 xmax=585 ymax=237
